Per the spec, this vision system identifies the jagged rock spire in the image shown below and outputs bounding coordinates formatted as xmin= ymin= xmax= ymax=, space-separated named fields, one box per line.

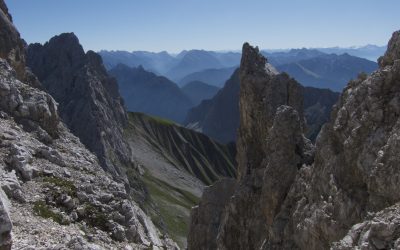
xmin=379 ymin=30 xmax=400 ymax=67
xmin=237 ymin=42 xmax=305 ymax=180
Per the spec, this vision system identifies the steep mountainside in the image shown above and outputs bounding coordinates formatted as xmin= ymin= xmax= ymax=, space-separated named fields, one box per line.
xmin=125 ymin=112 xmax=236 ymax=247
xmin=0 ymin=2 xmax=177 ymax=249
xmin=27 ymin=33 xmax=133 ymax=178
xmin=189 ymin=31 xmax=400 ymax=250
xmin=303 ymin=86 xmax=340 ymax=140
xmin=127 ymin=112 xmax=236 ymax=186
xmin=277 ymin=53 xmax=378 ymax=91
xmin=185 ymin=69 xmax=241 ymax=143
xmin=109 ymin=64 xmax=193 ymax=123
xmin=178 ymin=67 xmax=236 ymax=87
xmin=185 ymin=69 xmax=339 ymax=143
xmin=181 ymin=81 xmax=220 ymax=106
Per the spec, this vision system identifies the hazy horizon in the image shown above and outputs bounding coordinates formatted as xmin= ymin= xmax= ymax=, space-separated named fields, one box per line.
xmin=99 ymin=44 xmax=387 ymax=55
xmin=6 ymin=0 xmax=400 ymax=53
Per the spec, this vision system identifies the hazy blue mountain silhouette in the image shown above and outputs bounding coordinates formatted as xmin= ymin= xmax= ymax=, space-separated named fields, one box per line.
xmin=109 ymin=64 xmax=193 ymax=123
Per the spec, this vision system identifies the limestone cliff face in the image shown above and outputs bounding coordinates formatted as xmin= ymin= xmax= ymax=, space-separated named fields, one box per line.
xmin=189 ymin=31 xmax=400 ymax=250
xmin=0 ymin=0 xmax=25 ymax=79
xmin=27 ymin=33 xmax=133 ymax=177
xmin=0 ymin=0 xmax=41 ymax=88
xmin=294 ymin=30 xmax=400 ymax=249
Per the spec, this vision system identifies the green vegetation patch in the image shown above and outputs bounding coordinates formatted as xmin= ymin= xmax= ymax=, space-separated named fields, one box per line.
xmin=42 ymin=176 xmax=77 ymax=197
xmin=82 ymin=204 xmax=109 ymax=231
xmin=148 ymin=115 xmax=175 ymax=126
xmin=142 ymin=172 xmax=200 ymax=248
xmin=33 ymin=200 xmax=70 ymax=225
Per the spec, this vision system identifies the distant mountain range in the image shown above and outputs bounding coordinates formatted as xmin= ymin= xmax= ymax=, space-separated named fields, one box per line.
xmin=263 ymin=48 xmax=326 ymax=66
xmin=104 ymin=47 xmax=377 ymax=125
xmin=275 ymin=53 xmax=377 ymax=91
xmin=109 ymin=64 xmax=193 ymax=123
xmin=108 ymin=64 xmax=225 ymax=123
xmin=101 ymin=46 xmax=381 ymax=92
xmin=315 ymin=44 xmax=386 ymax=61
xmin=99 ymin=49 xmax=241 ymax=84
xmin=99 ymin=50 xmax=176 ymax=74
xmin=164 ymin=50 xmax=226 ymax=82
xmin=179 ymin=67 xmax=236 ymax=87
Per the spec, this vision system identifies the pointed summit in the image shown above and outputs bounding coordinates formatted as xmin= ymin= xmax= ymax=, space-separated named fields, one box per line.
xmin=379 ymin=30 xmax=400 ymax=67
xmin=240 ymin=43 xmax=278 ymax=77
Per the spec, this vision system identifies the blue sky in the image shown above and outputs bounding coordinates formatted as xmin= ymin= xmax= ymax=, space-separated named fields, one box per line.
xmin=5 ymin=0 xmax=400 ymax=53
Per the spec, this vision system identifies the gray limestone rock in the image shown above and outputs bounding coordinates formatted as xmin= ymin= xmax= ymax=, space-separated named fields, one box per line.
xmin=0 ymin=189 xmax=12 ymax=250
xmin=332 ymin=203 xmax=400 ymax=249
xmin=188 ymin=178 xmax=237 ymax=250
xmin=0 ymin=59 xmax=59 ymax=137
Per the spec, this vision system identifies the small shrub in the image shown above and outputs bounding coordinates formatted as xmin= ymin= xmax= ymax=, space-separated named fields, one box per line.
xmin=33 ymin=200 xmax=69 ymax=225
xmin=358 ymin=72 xmax=368 ymax=81
xmin=83 ymin=204 xmax=109 ymax=231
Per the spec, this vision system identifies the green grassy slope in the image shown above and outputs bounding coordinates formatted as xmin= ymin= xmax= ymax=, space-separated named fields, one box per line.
xmin=124 ymin=112 xmax=236 ymax=247
xmin=127 ymin=112 xmax=236 ymax=184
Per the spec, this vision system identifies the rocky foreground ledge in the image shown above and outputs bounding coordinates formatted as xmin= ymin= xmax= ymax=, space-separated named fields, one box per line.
xmin=0 ymin=57 xmax=177 ymax=249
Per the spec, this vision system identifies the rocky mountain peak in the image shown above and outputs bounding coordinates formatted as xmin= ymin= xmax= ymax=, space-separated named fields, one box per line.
xmin=189 ymin=43 xmax=313 ymax=249
xmin=237 ymin=42 xmax=305 ymax=180
xmin=241 ymin=42 xmax=278 ymax=77
xmin=378 ymin=30 xmax=400 ymax=67
xmin=27 ymin=33 xmax=132 ymax=177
